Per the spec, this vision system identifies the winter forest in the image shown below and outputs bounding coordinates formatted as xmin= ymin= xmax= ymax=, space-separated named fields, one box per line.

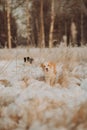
xmin=0 ymin=0 xmax=87 ymax=48
xmin=0 ymin=0 xmax=87 ymax=130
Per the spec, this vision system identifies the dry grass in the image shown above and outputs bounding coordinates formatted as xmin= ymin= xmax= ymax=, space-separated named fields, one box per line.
xmin=0 ymin=90 xmax=87 ymax=130
xmin=0 ymin=47 xmax=87 ymax=62
xmin=57 ymin=68 xmax=70 ymax=87
xmin=0 ymin=79 xmax=11 ymax=87
xmin=20 ymin=76 xmax=30 ymax=89
xmin=0 ymin=47 xmax=87 ymax=130
xmin=69 ymin=102 xmax=87 ymax=130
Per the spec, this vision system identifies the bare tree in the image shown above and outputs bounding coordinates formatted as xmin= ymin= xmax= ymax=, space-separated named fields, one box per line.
xmin=81 ymin=0 xmax=84 ymax=46
xmin=49 ymin=0 xmax=55 ymax=48
xmin=6 ymin=0 xmax=12 ymax=48
xmin=40 ymin=0 xmax=45 ymax=48
xmin=35 ymin=18 xmax=40 ymax=47
xmin=70 ymin=22 xmax=77 ymax=46
xmin=26 ymin=0 xmax=31 ymax=47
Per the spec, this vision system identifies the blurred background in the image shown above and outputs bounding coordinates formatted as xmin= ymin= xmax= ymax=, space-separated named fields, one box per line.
xmin=0 ymin=0 xmax=87 ymax=48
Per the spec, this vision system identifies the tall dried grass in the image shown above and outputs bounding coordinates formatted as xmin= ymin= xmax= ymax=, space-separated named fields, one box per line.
xmin=0 ymin=47 xmax=87 ymax=62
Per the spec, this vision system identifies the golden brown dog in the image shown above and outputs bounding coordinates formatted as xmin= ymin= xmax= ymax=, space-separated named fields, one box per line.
xmin=41 ymin=62 xmax=56 ymax=86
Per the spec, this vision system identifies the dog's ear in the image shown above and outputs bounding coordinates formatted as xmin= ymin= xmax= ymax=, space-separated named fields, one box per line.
xmin=40 ymin=63 xmax=43 ymax=68
xmin=24 ymin=57 xmax=27 ymax=62
xmin=27 ymin=57 xmax=30 ymax=60
xmin=40 ymin=63 xmax=44 ymax=70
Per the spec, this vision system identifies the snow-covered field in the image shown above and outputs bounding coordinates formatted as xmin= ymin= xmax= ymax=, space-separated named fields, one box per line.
xmin=0 ymin=47 xmax=87 ymax=130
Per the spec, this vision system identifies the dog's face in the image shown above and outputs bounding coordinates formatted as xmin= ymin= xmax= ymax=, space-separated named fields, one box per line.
xmin=41 ymin=62 xmax=56 ymax=74
xmin=24 ymin=57 xmax=34 ymax=64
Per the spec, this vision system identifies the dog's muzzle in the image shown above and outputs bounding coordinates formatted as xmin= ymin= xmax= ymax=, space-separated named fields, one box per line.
xmin=46 ymin=68 xmax=48 ymax=71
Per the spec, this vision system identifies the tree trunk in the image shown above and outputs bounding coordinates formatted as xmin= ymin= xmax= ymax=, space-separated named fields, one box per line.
xmin=36 ymin=18 xmax=40 ymax=47
xmin=40 ymin=0 xmax=45 ymax=48
xmin=70 ymin=22 xmax=77 ymax=47
xmin=26 ymin=0 xmax=30 ymax=47
xmin=81 ymin=0 xmax=84 ymax=46
xmin=64 ymin=20 xmax=67 ymax=46
xmin=49 ymin=0 xmax=55 ymax=48
xmin=6 ymin=0 xmax=12 ymax=48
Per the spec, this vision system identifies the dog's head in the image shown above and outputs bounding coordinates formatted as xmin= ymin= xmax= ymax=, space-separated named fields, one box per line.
xmin=41 ymin=62 xmax=56 ymax=74
xmin=24 ymin=57 xmax=34 ymax=64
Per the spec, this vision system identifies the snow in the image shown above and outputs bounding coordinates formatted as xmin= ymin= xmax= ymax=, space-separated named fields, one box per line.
xmin=0 ymin=48 xmax=87 ymax=130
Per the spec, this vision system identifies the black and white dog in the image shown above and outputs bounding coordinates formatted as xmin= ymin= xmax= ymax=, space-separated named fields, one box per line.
xmin=24 ymin=57 xmax=34 ymax=64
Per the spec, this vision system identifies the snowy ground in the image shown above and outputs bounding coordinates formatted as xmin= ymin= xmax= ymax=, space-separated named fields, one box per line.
xmin=0 ymin=47 xmax=87 ymax=130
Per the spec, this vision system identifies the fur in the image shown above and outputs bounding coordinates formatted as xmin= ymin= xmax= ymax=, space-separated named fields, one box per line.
xmin=41 ymin=62 xmax=56 ymax=86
